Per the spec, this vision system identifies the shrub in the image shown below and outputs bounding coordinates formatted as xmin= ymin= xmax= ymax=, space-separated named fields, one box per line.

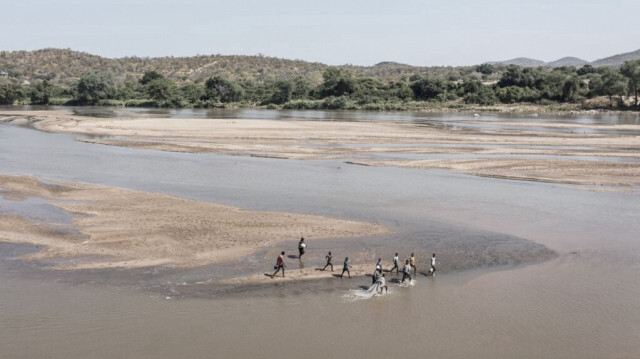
xmin=322 ymin=96 xmax=357 ymax=110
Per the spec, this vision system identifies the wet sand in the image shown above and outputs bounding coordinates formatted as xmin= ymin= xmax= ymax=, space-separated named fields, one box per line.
xmin=2 ymin=109 xmax=640 ymax=188
xmin=0 ymin=174 xmax=386 ymax=270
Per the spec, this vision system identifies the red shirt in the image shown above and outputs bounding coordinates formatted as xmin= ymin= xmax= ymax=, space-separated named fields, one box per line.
xmin=277 ymin=255 xmax=284 ymax=266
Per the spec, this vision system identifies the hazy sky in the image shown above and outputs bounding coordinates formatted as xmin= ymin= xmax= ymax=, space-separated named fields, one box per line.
xmin=3 ymin=0 xmax=639 ymax=66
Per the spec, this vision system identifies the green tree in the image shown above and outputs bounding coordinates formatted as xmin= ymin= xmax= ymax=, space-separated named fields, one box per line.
xmin=117 ymin=81 xmax=144 ymax=101
xmin=29 ymin=80 xmax=54 ymax=104
xmin=410 ymin=77 xmax=448 ymax=100
xmin=139 ymin=70 xmax=164 ymax=85
xmin=594 ymin=68 xmax=628 ymax=107
xmin=538 ymin=70 xmax=567 ymax=101
xmin=577 ymin=64 xmax=597 ymax=76
xmin=0 ymin=78 xmax=23 ymax=105
xmin=291 ymin=77 xmax=314 ymax=100
xmin=145 ymin=77 xmax=180 ymax=106
xmin=459 ymin=79 xmax=497 ymax=105
xmin=561 ymin=76 xmax=580 ymax=103
xmin=350 ymin=77 xmax=387 ymax=104
xmin=73 ymin=70 xmax=117 ymax=104
xmin=497 ymin=65 xmax=526 ymax=87
xmin=205 ymin=76 xmax=245 ymax=102
xmin=180 ymin=83 xmax=206 ymax=105
xmin=475 ymin=63 xmax=495 ymax=75
xmin=496 ymin=86 xmax=525 ymax=103
xmin=268 ymin=80 xmax=293 ymax=104
xmin=320 ymin=68 xmax=355 ymax=97
xmin=390 ymin=80 xmax=414 ymax=101
xmin=620 ymin=60 xmax=640 ymax=106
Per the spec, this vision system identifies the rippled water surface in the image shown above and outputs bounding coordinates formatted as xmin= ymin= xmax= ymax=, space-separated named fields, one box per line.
xmin=1 ymin=109 xmax=639 ymax=359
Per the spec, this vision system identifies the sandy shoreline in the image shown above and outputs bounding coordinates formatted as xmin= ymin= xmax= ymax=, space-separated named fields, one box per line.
xmin=0 ymin=175 xmax=387 ymax=272
xmin=2 ymin=109 xmax=640 ymax=188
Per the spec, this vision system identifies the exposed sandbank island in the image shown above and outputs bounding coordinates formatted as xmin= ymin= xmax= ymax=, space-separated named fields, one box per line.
xmin=0 ymin=174 xmax=387 ymax=273
xmin=2 ymin=109 xmax=640 ymax=188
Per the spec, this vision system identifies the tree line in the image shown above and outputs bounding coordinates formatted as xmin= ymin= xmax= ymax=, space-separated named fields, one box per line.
xmin=2 ymin=60 xmax=640 ymax=110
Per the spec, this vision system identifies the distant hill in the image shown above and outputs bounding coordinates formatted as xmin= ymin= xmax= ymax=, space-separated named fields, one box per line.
xmin=374 ymin=61 xmax=408 ymax=67
xmin=547 ymin=57 xmax=589 ymax=67
xmin=0 ymin=48 xmax=459 ymax=86
xmin=0 ymin=48 xmax=329 ymax=86
xmin=489 ymin=57 xmax=547 ymax=67
xmin=591 ymin=49 xmax=640 ymax=67
xmin=489 ymin=48 xmax=640 ymax=68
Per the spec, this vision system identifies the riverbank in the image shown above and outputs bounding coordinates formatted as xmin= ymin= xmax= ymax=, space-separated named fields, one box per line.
xmin=2 ymin=109 xmax=640 ymax=189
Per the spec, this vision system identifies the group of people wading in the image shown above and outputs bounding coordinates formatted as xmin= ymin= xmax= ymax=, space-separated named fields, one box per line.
xmin=271 ymin=237 xmax=437 ymax=294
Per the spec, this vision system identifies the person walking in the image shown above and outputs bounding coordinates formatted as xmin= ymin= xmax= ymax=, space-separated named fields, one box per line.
xmin=372 ymin=266 xmax=380 ymax=284
xmin=298 ymin=237 xmax=306 ymax=259
xmin=340 ymin=257 xmax=351 ymax=278
xmin=401 ymin=259 xmax=412 ymax=284
xmin=322 ymin=251 xmax=333 ymax=271
xmin=389 ymin=253 xmax=399 ymax=274
xmin=430 ymin=253 xmax=436 ymax=276
xmin=373 ymin=258 xmax=383 ymax=284
xmin=271 ymin=251 xmax=286 ymax=278
xmin=410 ymin=253 xmax=416 ymax=276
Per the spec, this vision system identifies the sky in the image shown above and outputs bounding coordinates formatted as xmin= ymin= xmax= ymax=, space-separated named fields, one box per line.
xmin=2 ymin=0 xmax=639 ymax=67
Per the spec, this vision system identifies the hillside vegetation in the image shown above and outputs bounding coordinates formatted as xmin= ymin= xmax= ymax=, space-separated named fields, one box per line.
xmin=1 ymin=48 xmax=639 ymax=111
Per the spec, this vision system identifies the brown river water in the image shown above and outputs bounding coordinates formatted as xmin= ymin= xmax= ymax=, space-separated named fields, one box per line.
xmin=1 ymin=108 xmax=639 ymax=358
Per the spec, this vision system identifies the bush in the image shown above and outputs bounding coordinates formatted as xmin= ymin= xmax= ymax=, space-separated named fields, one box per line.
xmin=96 ymin=99 xmax=125 ymax=106
xmin=48 ymin=97 xmax=73 ymax=106
xmin=496 ymin=86 xmax=525 ymax=103
xmin=282 ymin=99 xmax=323 ymax=110
xmin=463 ymin=90 xmax=497 ymax=105
xmin=361 ymin=102 xmax=405 ymax=111
xmin=124 ymin=99 xmax=156 ymax=107
xmin=322 ymin=96 xmax=357 ymax=110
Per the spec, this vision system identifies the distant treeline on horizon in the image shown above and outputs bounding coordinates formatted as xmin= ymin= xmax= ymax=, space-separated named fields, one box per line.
xmin=1 ymin=48 xmax=639 ymax=110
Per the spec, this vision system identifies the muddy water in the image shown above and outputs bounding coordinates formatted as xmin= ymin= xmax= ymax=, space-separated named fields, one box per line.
xmin=1 ymin=110 xmax=640 ymax=358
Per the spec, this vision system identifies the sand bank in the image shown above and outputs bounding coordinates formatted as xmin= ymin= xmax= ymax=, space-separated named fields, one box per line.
xmin=2 ymin=109 xmax=640 ymax=188
xmin=218 ymin=263 xmax=383 ymax=285
xmin=0 ymin=175 xmax=387 ymax=270
xmin=348 ymin=158 xmax=640 ymax=187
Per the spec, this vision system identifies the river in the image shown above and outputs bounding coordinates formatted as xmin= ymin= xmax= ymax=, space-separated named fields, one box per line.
xmin=1 ymin=107 xmax=639 ymax=358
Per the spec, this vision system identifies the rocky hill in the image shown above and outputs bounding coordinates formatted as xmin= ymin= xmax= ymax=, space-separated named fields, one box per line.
xmin=490 ymin=48 xmax=640 ymax=68
xmin=1 ymin=47 xmax=639 ymax=87
xmin=0 ymin=48 xmax=454 ymax=87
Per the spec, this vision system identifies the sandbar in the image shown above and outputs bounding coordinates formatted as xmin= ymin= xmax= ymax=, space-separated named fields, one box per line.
xmin=2 ymin=109 xmax=640 ymax=188
xmin=0 ymin=174 xmax=387 ymax=270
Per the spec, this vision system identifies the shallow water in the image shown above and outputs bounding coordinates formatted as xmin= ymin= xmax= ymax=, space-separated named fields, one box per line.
xmin=1 ymin=109 xmax=639 ymax=358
